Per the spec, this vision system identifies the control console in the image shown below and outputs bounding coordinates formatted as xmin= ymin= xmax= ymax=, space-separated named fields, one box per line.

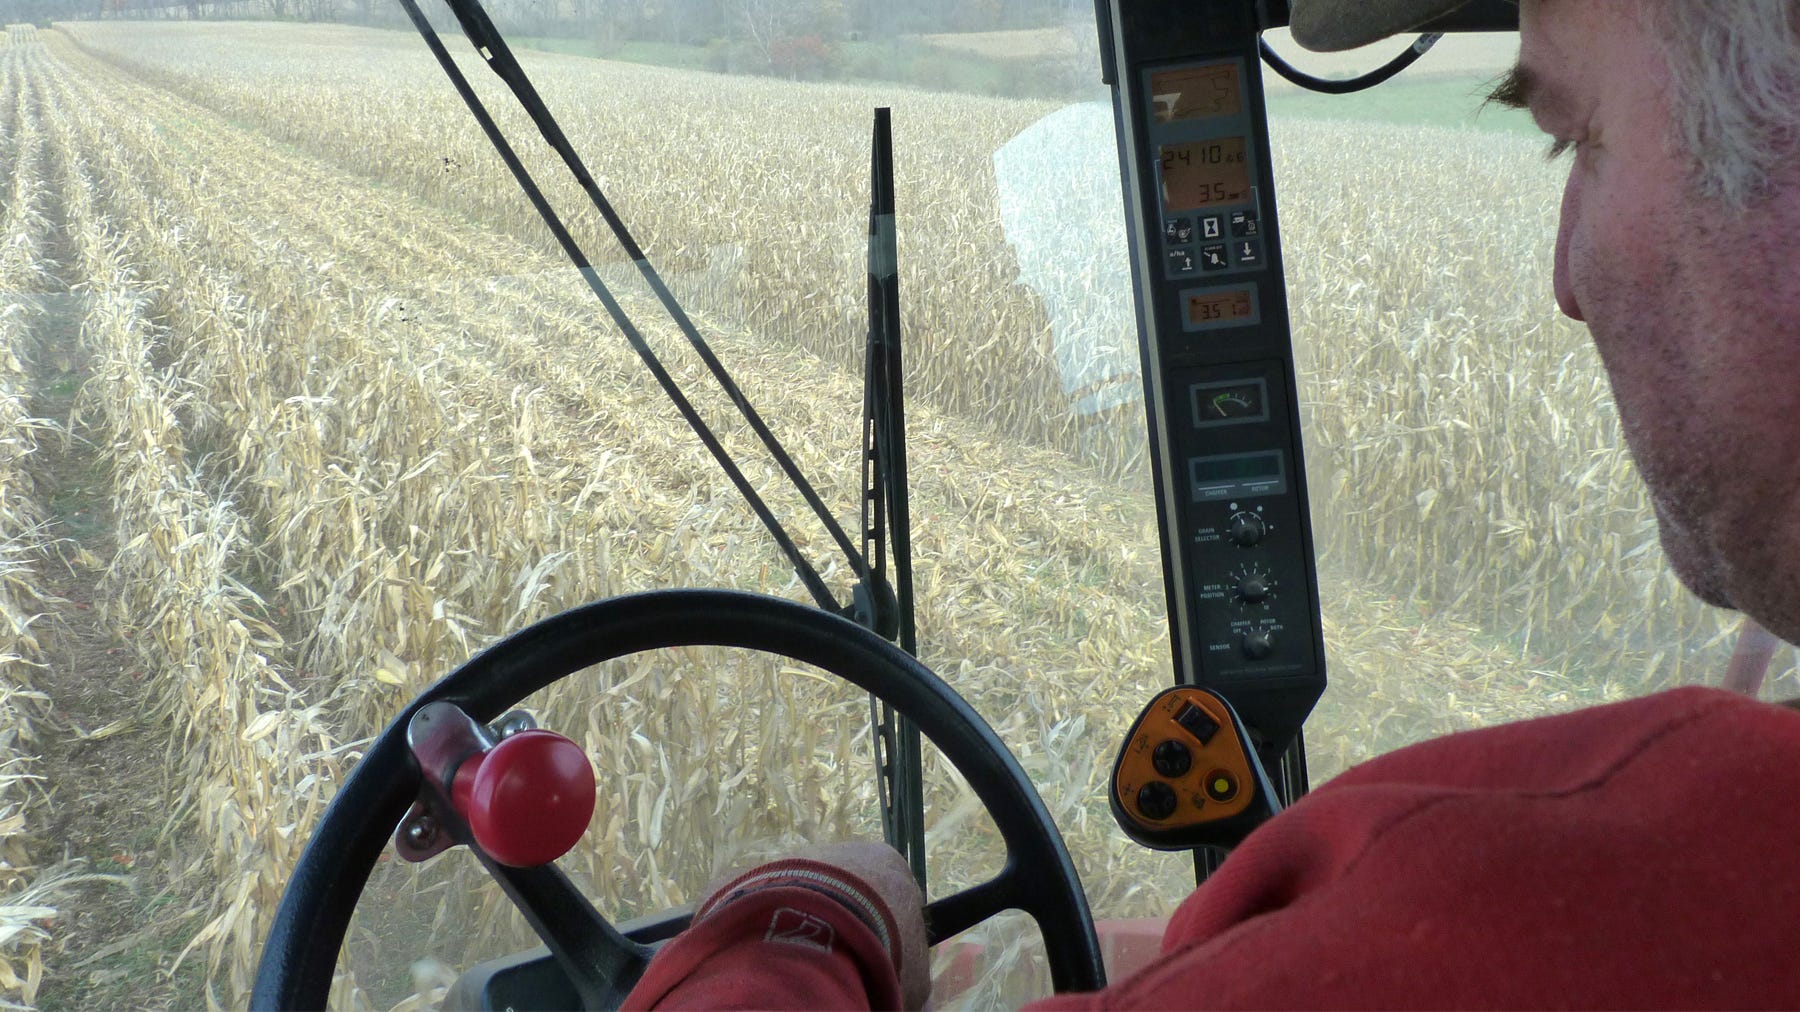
xmin=1110 ymin=685 xmax=1279 ymax=850
xmin=1102 ymin=0 xmax=1327 ymax=781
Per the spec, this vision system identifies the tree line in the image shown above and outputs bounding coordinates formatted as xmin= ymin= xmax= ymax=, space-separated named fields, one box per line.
xmin=5 ymin=0 xmax=1100 ymax=95
xmin=7 ymin=0 xmax=1092 ymax=41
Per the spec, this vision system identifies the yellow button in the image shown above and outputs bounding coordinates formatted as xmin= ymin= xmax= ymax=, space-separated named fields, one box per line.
xmin=1204 ymin=770 xmax=1239 ymax=803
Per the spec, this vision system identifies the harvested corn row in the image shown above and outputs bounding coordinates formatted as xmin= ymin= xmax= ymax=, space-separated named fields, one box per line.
xmin=0 ymin=29 xmax=66 ymax=1009
xmin=46 ymin=59 xmax=349 ymax=1002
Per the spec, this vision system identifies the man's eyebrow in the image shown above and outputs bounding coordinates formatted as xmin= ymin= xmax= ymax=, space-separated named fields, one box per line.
xmin=1483 ymin=61 xmax=1576 ymax=159
xmin=1483 ymin=62 xmax=1535 ymax=111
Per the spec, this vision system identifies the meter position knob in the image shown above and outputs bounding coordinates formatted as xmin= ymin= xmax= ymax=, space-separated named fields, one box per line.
xmin=1228 ymin=514 xmax=1266 ymax=547
xmin=450 ymin=729 xmax=597 ymax=867
xmin=1243 ymin=629 xmax=1275 ymax=660
xmin=1152 ymin=739 xmax=1193 ymax=778
xmin=1236 ymin=574 xmax=1271 ymax=604
xmin=1136 ymin=781 xmax=1178 ymax=821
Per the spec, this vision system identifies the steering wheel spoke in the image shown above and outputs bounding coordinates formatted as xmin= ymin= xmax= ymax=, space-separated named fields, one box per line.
xmin=480 ymin=859 xmax=655 ymax=1007
xmin=924 ymin=874 xmax=1015 ymax=945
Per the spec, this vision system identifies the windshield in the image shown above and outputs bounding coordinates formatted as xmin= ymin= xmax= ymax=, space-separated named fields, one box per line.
xmin=4 ymin=12 xmax=1767 ymax=1010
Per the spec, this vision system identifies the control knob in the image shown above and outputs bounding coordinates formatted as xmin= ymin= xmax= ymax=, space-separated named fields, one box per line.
xmin=1152 ymin=739 xmax=1192 ymax=778
xmin=1243 ymin=629 xmax=1275 ymax=660
xmin=1228 ymin=513 xmax=1266 ymax=547
xmin=1137 ymin=781 xmax=1178 ymax=821
xmin=451 ymin=729 xmax=597 ymax=867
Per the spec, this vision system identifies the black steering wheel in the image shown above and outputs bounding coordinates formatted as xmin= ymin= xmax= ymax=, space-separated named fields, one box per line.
xmin=252 ymin=589 xmax=1105 ymax=1009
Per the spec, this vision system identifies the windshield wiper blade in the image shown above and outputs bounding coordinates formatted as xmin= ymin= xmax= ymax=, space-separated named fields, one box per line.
xmin=395 ymin=0 xmax=874 ymax=614
xmin=860 ymin=107 xmax=927 ymax=887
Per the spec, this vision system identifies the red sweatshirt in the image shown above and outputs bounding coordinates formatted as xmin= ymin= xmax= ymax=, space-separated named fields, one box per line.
xmin=625 ymin=686 xmax=1800 ymax=1008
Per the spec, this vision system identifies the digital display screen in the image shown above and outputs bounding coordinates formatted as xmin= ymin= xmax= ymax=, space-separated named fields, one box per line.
xmin=1193 ymin=453 xmax=1280 ymax=484
xmin=1187 ymin=290 xmax=1254 ymax=327
xmin=1180 ymin=283 xmax=1260 ymax=333
xmin=1160 ymin=138 xmax=1251 ymax=212
xmin=1191 ymin=451 xmax=1287 ymax=500
xmin=1151 ymin=64 xmax=1242 ymax=122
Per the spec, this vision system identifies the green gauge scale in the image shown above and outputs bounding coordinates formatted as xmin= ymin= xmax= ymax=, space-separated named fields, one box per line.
xmin=1102 ymin=0 xmax=1326 ymax=797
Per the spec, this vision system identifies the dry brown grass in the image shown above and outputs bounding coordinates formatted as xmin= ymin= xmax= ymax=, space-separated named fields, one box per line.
xmin=42 ymin=50 xmax=350 ymax=1001
xmin=0 ymin=26 xmax=74 ymax=1007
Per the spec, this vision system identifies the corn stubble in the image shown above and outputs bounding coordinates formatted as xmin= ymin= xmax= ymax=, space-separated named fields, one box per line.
xmin=0 ymin=25 xmax=94 ymax=1008
xmin=0 ymin=22 xmax=1753 ymax=1007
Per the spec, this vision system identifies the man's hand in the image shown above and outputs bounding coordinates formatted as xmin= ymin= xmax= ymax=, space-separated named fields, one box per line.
xmin=698 ymin=842 xmax=931 ymax=1009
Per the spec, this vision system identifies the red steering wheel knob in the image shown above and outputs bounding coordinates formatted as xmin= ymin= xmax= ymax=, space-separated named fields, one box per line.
xmin=450 ymin=729 xmax=597 ymax=867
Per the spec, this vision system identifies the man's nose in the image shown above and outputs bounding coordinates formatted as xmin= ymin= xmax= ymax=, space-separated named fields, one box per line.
xmin=1554 ymin=260 xmax=1584 ymax=320
xmin=1553 ymin=171 xmax=1586 ymax=321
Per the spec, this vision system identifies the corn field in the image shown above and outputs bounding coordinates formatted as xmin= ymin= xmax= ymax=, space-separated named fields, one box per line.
xmin=0 ymin=26 xmax=65 ymax=1006
xmin=0 ymin=18 xmax=1768 ymax=1009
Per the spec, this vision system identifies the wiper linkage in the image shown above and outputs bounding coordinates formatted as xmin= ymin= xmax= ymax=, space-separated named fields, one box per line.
xmin=395 ymin=0 xmax=879 ymax=618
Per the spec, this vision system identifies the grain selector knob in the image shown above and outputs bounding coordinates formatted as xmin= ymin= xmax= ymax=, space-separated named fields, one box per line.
xmin=1227 ymin=512 xmax=1265 ymax=547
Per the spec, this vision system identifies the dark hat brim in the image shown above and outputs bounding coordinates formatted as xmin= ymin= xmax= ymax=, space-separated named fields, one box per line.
xmin=1288 ymin=0 xmax=1475 ymax=52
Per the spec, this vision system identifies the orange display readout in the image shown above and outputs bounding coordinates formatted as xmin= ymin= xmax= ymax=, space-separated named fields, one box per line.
xmin=1188 ymin=289 xmax=1254 ymax=327
xmin=1159 ymin=137 xmax=1251 ymax=212
xmin=1151 ymin=64 xmax=1242 ymax=122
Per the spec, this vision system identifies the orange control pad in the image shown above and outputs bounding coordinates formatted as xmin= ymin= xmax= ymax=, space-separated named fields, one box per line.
xmin=1114 ymin=687 xmax=1255 ymax=827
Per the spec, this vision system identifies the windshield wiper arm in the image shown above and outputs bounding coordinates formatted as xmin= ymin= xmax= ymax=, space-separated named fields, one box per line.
xmin=396 ymin=0 xmax=873 ymax=615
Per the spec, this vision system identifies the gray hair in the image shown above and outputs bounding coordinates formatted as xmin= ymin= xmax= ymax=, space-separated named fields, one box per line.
xmin=1646 ymin=0 xmax=1800 ymax=208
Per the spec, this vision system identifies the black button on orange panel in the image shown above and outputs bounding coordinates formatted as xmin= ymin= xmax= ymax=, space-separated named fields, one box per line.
xmin=1137 ymin=781 xmax=1177 ymax=821
xmin=1174 ymin=701 xmax=1219 ymax=744
xmin=1152 ymin=739 xmax=1192 ymax=777
xmin=1114 ymin=687 xmax=1256 ymax=830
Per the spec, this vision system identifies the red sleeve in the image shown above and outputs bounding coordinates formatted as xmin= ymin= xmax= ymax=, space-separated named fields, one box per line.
xmin=631 ymin=689 xmax=1800 ymax=1009
xmin=622 ymin=865 xmax=902 ymax=1010
xmin=1027 ymin=686 xmax=1800 ymax=1009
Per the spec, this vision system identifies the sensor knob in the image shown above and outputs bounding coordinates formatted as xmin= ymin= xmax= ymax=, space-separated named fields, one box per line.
xmin=1243 ymin=630 xmax=1275 ymax=660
